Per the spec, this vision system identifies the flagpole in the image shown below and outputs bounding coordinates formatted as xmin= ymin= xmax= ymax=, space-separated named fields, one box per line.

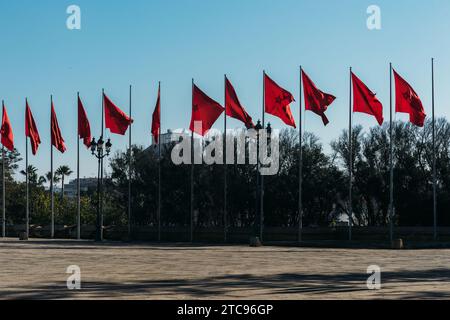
xmin=1 ymin=100 xmax=5 ymax=238
xmin=190 ymin=79 xmax=195 ymax=243
xmin=389 ymin=63 xmax=394 ymax=243
xmin=25 ymin=98 xmax=29 ymax=240
xmin=260 ymin=70 xmax=265 ymax=242
xmin=1 ymin=144 xmax=4 ymax=238
xmin=157 ymin=81 xmax=162 ymax=242
xmin=298 ymin=66 xmax=303 ymax=243
xmin=224 ymin=74 xmax=228 ymax=243
xmin=348 ymin=68 xmax=353 ymax=241
xmin=100 ymin=88 xmax=105 ymax=241
xmin=76 ymin=93 xmax=81 ymax=240
xmin=128 ymin=85 xmax=132 ymax=239
xmin=432 ymin=58 xmax=437 ymax=240
xmin=50 ymin=95 xmax=54 ymax=239
xmin=1 ymin=103 xmax=5 ymax=238
xmin=1 ymin=149 xmax=4 ymax=236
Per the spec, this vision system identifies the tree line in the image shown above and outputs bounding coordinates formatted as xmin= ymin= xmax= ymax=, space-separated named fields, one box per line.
xmin=2 ymin=119 xmax=450 ymax=229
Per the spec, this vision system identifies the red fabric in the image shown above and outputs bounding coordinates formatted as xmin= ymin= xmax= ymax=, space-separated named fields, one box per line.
xmin=25 ymin=101 xmax=41 ymax=155
xmin=393 ymin=69 xmax=426 ymax=127
xmin=225 ymin=77 xmax=254 ymax=129
xmin=78 ymin=96 xmax=92 ymax=148
xmin=190 ymin=84 xmax=224 ymax=136
xmin=104 ymin=93 xmax=133 ymax=135
xmin=302 ymin=70 xmax=336 ymax=126
xmin=151 ymin=85 xmax=161 ymax=143
xmin=264 ymin=73 xmax=296 ymax=128
xmin=352 ymin=72 xmax=384 ymax=125
xmin=1 ymin=104 xmax=14 ymax=151
xmin=51 ymin=103 xmax=66 ymax=153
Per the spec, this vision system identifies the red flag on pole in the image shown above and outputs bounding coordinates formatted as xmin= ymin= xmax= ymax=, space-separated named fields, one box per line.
xmin=190 ymin=84 xmax=225 ymax=136
xmin=264 ymin=73 xmax=296 ymax=128
xmin=393 ymin=69 xmax=426 ymax=127
xmin=351 ymin=72 xmax=384 ymax=125
xmin=25 ymin=101 xmax=41 ymax=155
xmin=1 ymin=103 xmax=14 ymax=151
xmin=103 ymin=93 xmax=133 ymax=135
xmin=51 ymin=103 xmax=66 ymax=153
xmin=302 ymin=70 xmax=336 ymax=126
xmin=78 ymin=96 xmax=92 ymax=148
xmin=225 ymin=77 xmax=254 ymax=129
xmin=151 ymin=84 xmax=161 ymax=144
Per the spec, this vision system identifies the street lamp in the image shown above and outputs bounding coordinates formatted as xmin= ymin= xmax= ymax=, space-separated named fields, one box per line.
xmin=90 ymin=136 xmax=112 ymax=241
xmin=266 ymin=122 xmax=272 ymax=136
xmin=252 ymin=120 xmax=271 ymax=245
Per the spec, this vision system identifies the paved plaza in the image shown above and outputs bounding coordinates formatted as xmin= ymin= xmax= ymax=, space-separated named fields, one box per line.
xmin=0 ymin=239 xmax=449 ymax=300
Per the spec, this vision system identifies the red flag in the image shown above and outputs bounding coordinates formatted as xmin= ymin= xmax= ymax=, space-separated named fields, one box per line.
xmin=393 ymin=69 xmax=426 ymax=127
xmin=151 ymin=84 xmax=161 ymax=144
xmin=51 ymin=103 xmax=66 ymax=153
xmin=78 ymin=96 xmax=92 ymax=148
xmin=25 ymin=101 xmax=41 ymax=155
xmin=302 ymin=70 xmax=336 ymax=126
xmin=1 ymin=103 xmax=14 ymax=151
xmin=225 ymin=77 xmax=254 ymax=129
xmin=190 ymin=84 xmax=224 ymax=136
xmin=352 ymin=72 xmax=384 ymax=125
xmin=103 ymin=93 xmax=133 ymax=135
xmin=264 ymin=73 xmax=296 ymax=128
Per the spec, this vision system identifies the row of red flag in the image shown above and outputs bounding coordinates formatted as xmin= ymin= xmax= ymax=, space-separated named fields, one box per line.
xmin=1 ymin=93 xmax=133 ymax=155
xmin=0 ymin=69 xmax=427 ymax=154
xmin=168 ymin=69 xmax=427 ymax=141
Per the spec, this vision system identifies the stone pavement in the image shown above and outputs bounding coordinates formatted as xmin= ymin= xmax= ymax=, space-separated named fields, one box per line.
xmin=0 ymin=239 xmax=449 ymax=300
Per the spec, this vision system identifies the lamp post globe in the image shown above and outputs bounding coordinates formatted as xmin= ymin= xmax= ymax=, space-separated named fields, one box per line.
xmin=90 ymin=135 xmax=112 ymax=242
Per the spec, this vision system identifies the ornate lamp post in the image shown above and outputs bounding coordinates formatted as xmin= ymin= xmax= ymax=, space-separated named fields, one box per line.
xmin=90 ymin=136 xmax=112 ymax=241
xmin=253 ymin=120 xmax=271 ymax=243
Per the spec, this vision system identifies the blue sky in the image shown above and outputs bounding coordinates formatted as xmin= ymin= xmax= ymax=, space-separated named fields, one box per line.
xmin=0 ymin=0 xmax=449 ymax=180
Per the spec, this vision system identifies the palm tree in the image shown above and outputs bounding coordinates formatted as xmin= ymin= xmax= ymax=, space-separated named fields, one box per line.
xmin=55 ymin=165 xmax=73 ymax=199
xmin=20 ymin=165 xmax=38 ymax=185
xmin=38 ymin=176 xmax=46 ymax=187
xmin=45 ymin=171 xmax=61 ymax=190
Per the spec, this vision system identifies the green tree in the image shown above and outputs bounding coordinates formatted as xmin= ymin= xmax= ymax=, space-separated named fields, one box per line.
xmin=0 ymin=148 xmax=22 ymax=182
xmin=45 ymin=171 xmax=61 ymax=190
xmin=55 ymin=165 xmax=73 ymax=199
xmin=20 ymin=165 xmax=39 ymax=185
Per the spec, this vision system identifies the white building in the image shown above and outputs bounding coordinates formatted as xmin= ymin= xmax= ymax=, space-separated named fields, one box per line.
xmin=63 ymin=178 xmax=98 ymax=198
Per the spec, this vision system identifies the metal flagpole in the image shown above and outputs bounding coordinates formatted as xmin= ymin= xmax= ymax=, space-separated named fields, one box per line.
xmin=157 ymin=81 xmax=162 ymax=242
xmin=1 ymin=146 xmax=4 ymax=239
xmin=77 ymin=92 xmax=81 ymax=240
xmin=2 ymin=100 xmax=5 ymax=238
xmin=298 ymin=66 xmax=303 ymax=243
xmin=128 ymin=85 xmax=132 ymax=239
xmin=50 ymin=95 xmax=54 ymax=239
xmin=260 ymin=70 xmax=265 ymax=242
xmin=25 ymin=98 xmax=29 ymax=239
xmin=100 ymin=89 xmax=105 ymax=241
xmin=224 ymin=74 xmax=228 ymax=243
xmin=432 ymin=58 xmax=437 ymax=240
xmin=190 ymin=79 xmax=194 ymax=243
xmin=389 ymin=63 xmax=394 ymax=243
xmin=348 ymin=68 xmax=353 ymax=241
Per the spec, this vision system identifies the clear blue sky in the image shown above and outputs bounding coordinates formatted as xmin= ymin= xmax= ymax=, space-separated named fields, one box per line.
xmin=0 ymin=0 xmax=449 ymax=180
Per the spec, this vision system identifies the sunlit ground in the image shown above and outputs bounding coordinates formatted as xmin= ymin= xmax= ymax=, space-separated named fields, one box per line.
xmin=0 ymin=238 xmax=449 ymax=300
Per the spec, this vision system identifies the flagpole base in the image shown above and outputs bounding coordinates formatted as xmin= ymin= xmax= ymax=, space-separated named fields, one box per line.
xmin=19 ymin=232 xmax=29 ymax=241
xmin=249 ymin=237 xmax=262 ymax=247
xmin=391 ymin=238 xmax=404 ymax=250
